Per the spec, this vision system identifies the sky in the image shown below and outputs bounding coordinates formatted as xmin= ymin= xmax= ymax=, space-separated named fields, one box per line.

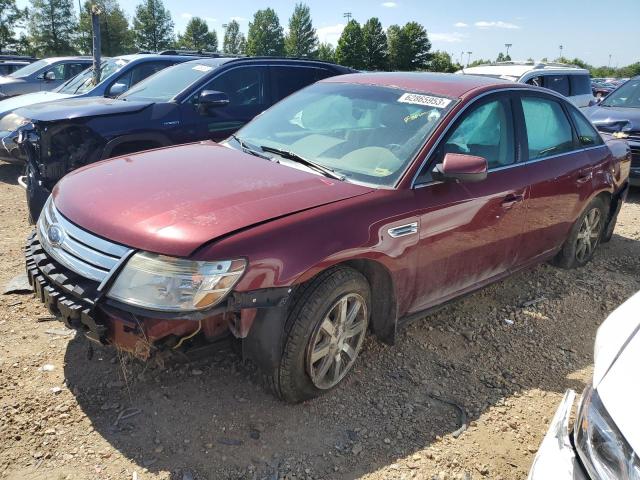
xmin=15 ymin=0 xmax=640 ymax=67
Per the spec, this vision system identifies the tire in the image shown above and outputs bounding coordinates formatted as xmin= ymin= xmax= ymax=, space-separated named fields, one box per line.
xmin=271 ymin=267 xmax=370 ymax=403
xmin=553 ymin=197 xmax=607 ymax=269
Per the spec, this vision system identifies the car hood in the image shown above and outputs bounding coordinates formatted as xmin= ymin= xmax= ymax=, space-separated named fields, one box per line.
xmin=53 ymin=141 xmax=373 ymax=257
xmin=593 ymin=291 xmax=640 ymax=454
xmin=0 ymin=76 xmax=24 ymax=87
xmin=585 ymin=105 xmax=640 ymax=134
xmin=14 ymin=96 xmax=152 ymax=122
xmin=0 ymin=91 xmax=73 ymax=116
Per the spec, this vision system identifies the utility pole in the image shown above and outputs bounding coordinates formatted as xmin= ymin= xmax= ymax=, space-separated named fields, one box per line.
xmin=466 ymin=51 xmax=472 ymax=67
xmin=505 ymin=43 xmax=512 ymax=58
xmin=558 ymin=44 xmax=563 ymax=60
xmin=91 ymin=4 xmax=102 ymax=86
xmin=343 ymin=12 xmax=352 ymax=22
xmin=608 ymin=54 xmax=612 ymax=69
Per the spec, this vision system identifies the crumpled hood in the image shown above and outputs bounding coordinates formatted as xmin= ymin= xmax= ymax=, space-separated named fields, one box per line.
xmin=53 ymin=141 xmax=373 ymax=257
xmin=585 ymin=105 xmax=640 ymax=133
xmin=0 ymin=91 xmax=73 ymax=117
xmin=593 ymin=291 xmax=640 ymax=454
xmin=14 ymin=96 xmax=152 ymax=122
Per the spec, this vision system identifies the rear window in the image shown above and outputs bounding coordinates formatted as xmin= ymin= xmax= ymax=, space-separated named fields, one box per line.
xmin=570 ymin=74 xmax=591 ymax=96
xmin=543 ymin=75 xmax=570 ymax=97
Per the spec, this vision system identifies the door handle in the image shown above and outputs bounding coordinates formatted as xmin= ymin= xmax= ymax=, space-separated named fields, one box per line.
xmin=501 ymin=193 xmax=524 ymax=209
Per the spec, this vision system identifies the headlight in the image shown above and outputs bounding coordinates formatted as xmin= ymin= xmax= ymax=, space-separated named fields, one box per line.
xmin=0 ymin=112 xmax=28 ymax=132
xmin=107 ymin=252 xmax=246 ymax=312
xmin=575 ymin=386 xmax=640 ymax=480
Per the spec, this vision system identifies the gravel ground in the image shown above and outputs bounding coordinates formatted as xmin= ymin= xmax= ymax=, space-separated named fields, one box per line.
xmin=1 ymin=159 xmax=639 ymax=480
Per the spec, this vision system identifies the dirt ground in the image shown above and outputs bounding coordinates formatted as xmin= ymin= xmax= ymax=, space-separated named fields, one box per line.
xmin=1 ymin=160 xmax=639 ymax=480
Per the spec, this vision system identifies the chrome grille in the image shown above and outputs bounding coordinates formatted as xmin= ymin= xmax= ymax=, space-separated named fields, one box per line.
xmin=37 ymin=197 xmax=133 ymax=284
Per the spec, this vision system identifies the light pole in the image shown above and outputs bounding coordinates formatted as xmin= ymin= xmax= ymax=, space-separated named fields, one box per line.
xmin=558 ymin=44 xmax=563 ymax=61
xmin=608 ymin=54 xmax=612 ymax=69
xmin=460 ymin=50 xmax=464 ymax=64
xmin=466 ymin=51 xmax=472 ymax=67
xmin=504 ymin=43 xmax=512 ymax=59
xmin=343 ymin=12 xmax=352 ymax=22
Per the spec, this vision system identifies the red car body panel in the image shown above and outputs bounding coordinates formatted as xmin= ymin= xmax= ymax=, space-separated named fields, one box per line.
xmin=53 ymin=141 xmax=373 ymax=257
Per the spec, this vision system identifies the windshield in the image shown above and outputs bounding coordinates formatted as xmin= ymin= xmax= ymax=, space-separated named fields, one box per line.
xmin=601 ymin=78 xmax=640 ymax=108
xmin=57 ymin=58 xmax=128 ymax=95
xmin=120 ymin=61 xmax=214 ymax=102
xmin=236 ymin=82 xmax=455 ymax=187
xmin=9 ymin=59 xmax=50 ymax=78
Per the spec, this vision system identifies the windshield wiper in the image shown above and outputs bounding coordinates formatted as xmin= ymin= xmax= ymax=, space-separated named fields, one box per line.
xmin=259 ymin=145 xmax=345 ymax=181
xmin=231 ymin=135 xmax=273 ymax=160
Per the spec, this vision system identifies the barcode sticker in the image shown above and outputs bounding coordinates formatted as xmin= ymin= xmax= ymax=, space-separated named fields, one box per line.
xmin=398 ymin=93 xmax=452 ymax=108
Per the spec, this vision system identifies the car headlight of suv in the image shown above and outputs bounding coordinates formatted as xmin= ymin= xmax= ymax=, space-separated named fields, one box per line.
xmin=107 ymin=252 xmax=246 ymax=312
xmin=575 ymin=385 xmax=640 ymax=480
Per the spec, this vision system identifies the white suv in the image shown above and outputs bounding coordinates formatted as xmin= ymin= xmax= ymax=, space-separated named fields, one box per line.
xmin=459 ymin=62 xmax=594 ymax=107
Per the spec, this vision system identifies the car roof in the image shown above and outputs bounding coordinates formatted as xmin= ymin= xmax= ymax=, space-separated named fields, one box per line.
xmin=41 ymin=56 xmax=93 ymax=64
xmin=320 ymin=71 xmax=514 ymax=98
xmin=461 ymin=62 xmax=589 ymax=80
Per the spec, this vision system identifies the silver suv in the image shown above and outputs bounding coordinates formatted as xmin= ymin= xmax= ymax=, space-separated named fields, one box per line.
xmin=459 ymin=61 xmax=594 ymax=107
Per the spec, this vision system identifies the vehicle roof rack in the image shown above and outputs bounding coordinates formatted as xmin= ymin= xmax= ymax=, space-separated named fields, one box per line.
xmin=159 ymin=49 xmax=227 ymax=58
xmin=469 ymin=60 xmax=583 ymax=70
xmin=223 ymin=55 xmax=344 ymax=67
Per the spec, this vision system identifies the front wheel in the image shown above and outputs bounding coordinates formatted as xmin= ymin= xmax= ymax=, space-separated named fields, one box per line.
xmin=553 ymin=197 xmax=607 ymax=269
xmin=272 ymin=267 xmax=370 ymax=403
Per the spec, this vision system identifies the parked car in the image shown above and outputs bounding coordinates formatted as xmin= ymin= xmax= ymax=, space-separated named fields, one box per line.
xmin=25 ymin=72 xmax=630 ymax=402
xmin=10 ymin=57 xmax=354 ymax=220
xmin=584 ymin=76 xmax=640 ymax=186
xmin=0 ymin=57 xmax=92 ymax=99
xmin=591 ymin=81 xmax=616 ymax=99
xmin=459 ymin=61 xmax=594 ymax=107
xmin=0 ymin=53 xmax=211 ymax=162
xmin=528 ymin=291 xmax=640 ymax=480
xmin=0 ymin=61 xmax=29 ymax=76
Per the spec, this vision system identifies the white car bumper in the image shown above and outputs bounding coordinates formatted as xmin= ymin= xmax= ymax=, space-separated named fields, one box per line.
xmin=528 ymin=390 xmax=588 ymax=480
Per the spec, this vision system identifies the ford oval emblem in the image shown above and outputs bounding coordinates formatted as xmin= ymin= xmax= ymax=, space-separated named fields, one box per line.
xmin=47 ymin=224 xmax=65 ymax=247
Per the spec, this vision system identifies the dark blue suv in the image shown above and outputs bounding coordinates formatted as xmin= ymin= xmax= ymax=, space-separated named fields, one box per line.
xmin=10 ymin=57 xmax=355 ymax=220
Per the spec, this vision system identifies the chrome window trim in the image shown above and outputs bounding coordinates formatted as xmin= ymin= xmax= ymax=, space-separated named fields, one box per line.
xmin=409 ymin=86 xmax=604 ymax=189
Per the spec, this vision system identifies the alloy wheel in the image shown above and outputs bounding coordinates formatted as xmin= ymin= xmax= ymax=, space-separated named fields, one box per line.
xmin=306 ymin=293 xmax=368 ymax=390
xmin=575 ymin=207 xmax=602 ymax=262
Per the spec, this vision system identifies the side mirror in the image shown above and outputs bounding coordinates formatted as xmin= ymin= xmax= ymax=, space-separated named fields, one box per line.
xmin=432 ymin=153 xmax=488 ymax=183
xmin=44 ymin=71 xmax=56 ymax=82
xmin=108 ymin=82 xmax=128 ymax=97
xmin=198 ymin=90 xmax=230 ymax=108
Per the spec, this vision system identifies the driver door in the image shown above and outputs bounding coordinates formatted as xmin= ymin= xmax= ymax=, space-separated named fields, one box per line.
xmin=178 ymin=65 xmax=271 ymax=143
xmin=409 ymin=93 xmax=529 ymax=313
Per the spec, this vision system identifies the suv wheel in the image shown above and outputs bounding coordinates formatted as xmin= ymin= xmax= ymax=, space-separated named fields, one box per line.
xmin=553 ymin=197 xmax=606 ymax=269
xmin=272 ymin=267 xmax=370 ymax=403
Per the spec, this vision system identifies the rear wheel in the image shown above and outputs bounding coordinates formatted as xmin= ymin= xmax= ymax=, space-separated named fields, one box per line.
xmin=553 ymin=197 xmax=606 ymax=269
xmin=272 ymin=267 xmax=370 ymax=403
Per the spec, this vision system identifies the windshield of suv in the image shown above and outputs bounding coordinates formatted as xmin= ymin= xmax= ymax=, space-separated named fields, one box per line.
xmin=120 ymin=61 xmax=216 ymax=102
xmin=9 ymin=59 xmax=51 ymax=78
xmin=57 ymin=58 xmax=128 ymax=95
xmin=601 ymin=78 xmax=640 ymax=108
xmin=235 ymin=82 xmax=455 ymax=187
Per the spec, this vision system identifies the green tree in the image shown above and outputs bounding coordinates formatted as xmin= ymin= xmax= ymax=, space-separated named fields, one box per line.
xmin=284 ymin=3 xmax=317 ymax=57
xmin=132 ymin=0 xmax=174 ymax=51
xmin=77 ymin=0 xmax=132 ymax=55
xmin=246 ymin=8 xmax=284 ymax=56
xmin=222 ymin=20 xmax=245 ymax=54
xmin=468 ymin=58 xmax=490 ymax=67
xmin=361 ymin=17 xmax=387 ymax=70
xmin=28 ymin=0 xmax=78 ymax=55
xmin=386 ymin=24 xmax=404 ymax=70
xmin=429 ymin=50 xmax=459 ymax=73
xmin=335 ymin=20 xmax=364 ymax=69
xmin=0 ymin=0 xmax=28 ymax=52
xmin=316 ymin=42 xmax=335 ymax=62
xmin=177 ymin=16 xmax=217 ymax=51
xmin=402 ymin=21 xmax=430 ymax=70
xmin=496 ymin=52 xmax=505 ymax=62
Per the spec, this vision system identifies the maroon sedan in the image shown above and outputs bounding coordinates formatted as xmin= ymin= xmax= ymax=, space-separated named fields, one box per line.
xmin=26 ymin=73 xmax=630 ymax=402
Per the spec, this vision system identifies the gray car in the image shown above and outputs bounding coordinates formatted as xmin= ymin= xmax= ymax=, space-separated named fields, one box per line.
xmin=0 ymin=57 xmax=92 ymax=99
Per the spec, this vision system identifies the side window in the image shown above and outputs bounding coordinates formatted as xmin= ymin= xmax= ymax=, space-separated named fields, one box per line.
xmin=521 ymin=96 xmax=575 ymax=160
xmin=442 ymin=98 xmax=515 ymax=170
xmin=271 ymin=66 xmax=326 ymax=101
xmin=201 ymin=66 xmax=267 ymax=107
xmin=129 ymin=61 xmax=170 ymax=86
xmin=543 ymin=75 xmax=570 ymax=96
xmin=65 ymin=62 xmax=88 ymax=80
xmin=569 ymin=108 xmax=604 ymax=146
xmin=526 ymin=76 xmax=543 ymax=87
xmin=569 ymin=74 xmax=592 ymax=96
xmin=44 ymin=63 xmax=65 ymax=80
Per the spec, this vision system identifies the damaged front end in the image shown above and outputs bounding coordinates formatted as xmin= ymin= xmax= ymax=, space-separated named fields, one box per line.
xmin=18 ymin=121 xmax=105 ymax=222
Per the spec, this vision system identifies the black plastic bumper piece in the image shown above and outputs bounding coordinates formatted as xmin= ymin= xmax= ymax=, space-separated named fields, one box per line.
xmin=24 ymin=232 xmax=108 ymax=344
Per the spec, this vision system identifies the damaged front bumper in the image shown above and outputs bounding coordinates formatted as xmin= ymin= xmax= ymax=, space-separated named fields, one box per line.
xmin=528 ymin=390 xmax=588 ymax=480
xmin=25 ymin=232 xmax=291 ymax=360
